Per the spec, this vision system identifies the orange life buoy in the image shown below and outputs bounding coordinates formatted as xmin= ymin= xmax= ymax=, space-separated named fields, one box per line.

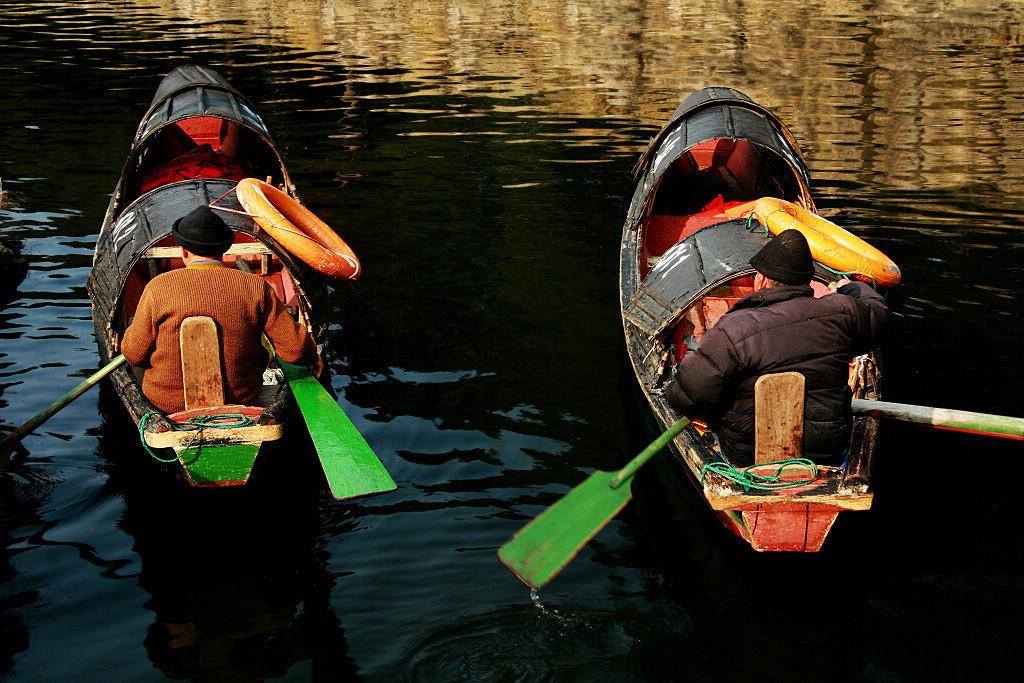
xmin=741 ymin=197 xmax=900 ymax=287
xmin=235 ymin=177 xmax=360 ymax=280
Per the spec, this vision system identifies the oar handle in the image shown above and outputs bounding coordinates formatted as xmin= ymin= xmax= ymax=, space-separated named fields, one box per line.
xmin=0 ymin=354 xmax=127 ymax=456
xmin=852 ymin=398 xmax=1024 ymax=440
xmin=609 ymin=418 xmax=691 ymax=489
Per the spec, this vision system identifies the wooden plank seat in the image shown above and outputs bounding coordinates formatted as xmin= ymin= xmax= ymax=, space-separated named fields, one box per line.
xmin=142 ymin=242 xmax=274 ymax=259
xmin=701 ymin=370 xmax=871 ymax=511
xmin=712 ymin=372 xmax=849 ymax=551
xmin=143 ymin=242 xmax=276 ymax=275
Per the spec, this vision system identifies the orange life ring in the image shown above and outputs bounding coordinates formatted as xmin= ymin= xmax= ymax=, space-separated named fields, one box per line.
xmin=744 ymin=197 xmax=900 ymax=287
xmin=235 ymin=177 xmax=360 ymax=280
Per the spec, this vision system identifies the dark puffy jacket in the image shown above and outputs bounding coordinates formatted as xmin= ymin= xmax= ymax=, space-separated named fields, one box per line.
xmin=664 ymin=281 xmax=888 ymax=465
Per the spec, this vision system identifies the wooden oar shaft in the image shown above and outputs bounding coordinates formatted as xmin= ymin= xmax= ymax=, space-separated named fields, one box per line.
xmin=851 ymin=398 xmax=1024 ymax=440
xmin=0 ymin=354 xmax=127 ymax=455
xmin=610 ymin=418 xmax=690 ymax=488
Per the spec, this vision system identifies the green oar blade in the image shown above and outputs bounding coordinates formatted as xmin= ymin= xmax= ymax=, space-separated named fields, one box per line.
xmin=498 ymin=419 xmax=689 ymax=589
xmin=281 ymin=362 xmax=396 ymax=501
xmin=498 ymin=469 xmax=635 ymax=589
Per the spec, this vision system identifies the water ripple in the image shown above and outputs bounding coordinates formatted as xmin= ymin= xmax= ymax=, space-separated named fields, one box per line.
xmin=389 ymin=598 xmax=692 ymax=682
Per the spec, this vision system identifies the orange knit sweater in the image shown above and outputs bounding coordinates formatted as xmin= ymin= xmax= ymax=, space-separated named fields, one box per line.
xmin=121 ymin=263 xmax=318 ymax=413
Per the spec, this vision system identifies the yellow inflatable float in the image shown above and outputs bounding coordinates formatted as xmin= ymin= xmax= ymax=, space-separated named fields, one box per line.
xmin=726 ymin=197 xmax=901 ymax=287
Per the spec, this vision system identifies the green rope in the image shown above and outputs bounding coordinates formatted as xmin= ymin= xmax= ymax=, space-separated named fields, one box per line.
xmin=701 ymin=458 xmax=819 ymax=492
xmin=139 ymin=411 xmax=255 ymax=462
xmin=817 ymin=262 xmax=879 ymax=290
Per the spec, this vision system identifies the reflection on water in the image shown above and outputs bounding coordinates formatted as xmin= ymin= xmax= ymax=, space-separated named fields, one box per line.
xmin=2 ymin=0 xmax=1024 ymax=680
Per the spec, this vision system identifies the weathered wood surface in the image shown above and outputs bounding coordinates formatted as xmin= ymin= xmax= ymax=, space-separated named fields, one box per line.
xmin=144 ymin=405 xmax=283 ymax=448
xmin=142 ymin=242 xmax=274 ymax=259
xmin=754 ymin=372 xmax=805 ymax=464
xmin=180 ymin=316 xmax=224 ymax=410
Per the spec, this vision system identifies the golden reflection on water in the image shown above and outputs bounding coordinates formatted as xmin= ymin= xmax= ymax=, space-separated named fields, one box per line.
xmin=116 ymin=0 xmax=1024 ymax=196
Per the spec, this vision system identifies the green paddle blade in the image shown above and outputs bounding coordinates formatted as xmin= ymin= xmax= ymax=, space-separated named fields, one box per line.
xmin=498 ymin=419 xmax=690 ymax=589
xmin=498 ymin=469 xmax=636 ymax=589
xmin=281 ymin=362 xmax=396 ymax=501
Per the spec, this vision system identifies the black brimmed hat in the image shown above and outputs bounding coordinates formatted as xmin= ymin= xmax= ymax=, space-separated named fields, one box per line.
xmin=750 ymin=229 xmax=814 ymax=285
xmin=171 ymin=206 xmax=234 ymax=257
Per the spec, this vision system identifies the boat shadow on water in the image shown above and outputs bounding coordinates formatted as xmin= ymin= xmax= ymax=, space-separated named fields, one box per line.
xmin=94 ymin=383 xmax=360 ymax=680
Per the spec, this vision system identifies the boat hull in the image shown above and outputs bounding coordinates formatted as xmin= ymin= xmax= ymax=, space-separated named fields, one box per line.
xmin=87 ymin=67 xmax=328 ymax=488
xmin=620 ymin=88 xmax=888 ymax=551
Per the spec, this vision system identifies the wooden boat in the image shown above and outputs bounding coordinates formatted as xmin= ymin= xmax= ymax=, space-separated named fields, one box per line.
xmin=619 ymin=87 xmax=897 ymax=551
xmin=87 ymin=65 xmax=329 ymax=488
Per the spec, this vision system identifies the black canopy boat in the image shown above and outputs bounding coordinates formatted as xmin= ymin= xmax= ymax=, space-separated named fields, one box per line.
xmin=619 ymin=88 xmax=899 ymax=551
xmin=87 ymin=65 xmax=330 ymax=487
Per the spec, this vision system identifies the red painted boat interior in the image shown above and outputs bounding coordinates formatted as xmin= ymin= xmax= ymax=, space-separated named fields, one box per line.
xmin=140 ymin=118 xmax=247 ymax=193
xmin=639 ymin=136 xmax=809 ymax=280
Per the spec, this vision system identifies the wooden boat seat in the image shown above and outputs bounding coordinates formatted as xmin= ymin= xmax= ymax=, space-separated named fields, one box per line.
xmin=180 ymin=316 xmax=225 ymax=410
xmin=754 ymin=372 xmax=804 ymax=464
xmin=143 ymin=317 xmax=283 ymax=450
xmin=142 ymin=243 xmax=275 ymax=259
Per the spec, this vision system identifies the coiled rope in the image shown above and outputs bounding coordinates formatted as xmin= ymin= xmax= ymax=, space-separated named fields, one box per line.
xmin=139 ymin=411 xmax=255 ymax=462
xmin=701 ymin=458 xmax=819 ymax=492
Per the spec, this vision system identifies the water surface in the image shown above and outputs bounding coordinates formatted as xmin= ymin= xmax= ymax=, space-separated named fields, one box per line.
xmin=2 ymin=1 xmax=1023 ymax=680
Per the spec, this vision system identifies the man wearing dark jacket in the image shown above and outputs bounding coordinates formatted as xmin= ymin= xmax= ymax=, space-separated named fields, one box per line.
xmin=664 ymin=229 xmax=888 ymax=465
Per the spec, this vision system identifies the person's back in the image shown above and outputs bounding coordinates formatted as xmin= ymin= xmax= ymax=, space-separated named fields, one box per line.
xmin=665 ymin=229 xmax=888 ymax=464
xmin=120 ymin=206 xmax=320 ymax=414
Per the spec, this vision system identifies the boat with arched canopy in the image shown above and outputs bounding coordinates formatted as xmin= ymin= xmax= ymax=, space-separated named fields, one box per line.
xmin=620 ymin=87 xmax=898 ymax=551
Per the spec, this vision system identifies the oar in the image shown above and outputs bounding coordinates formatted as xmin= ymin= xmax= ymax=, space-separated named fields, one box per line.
xmin=852 ymin=398 xmax=1024 ymax=440
xmin=279 ymin=360 xmax=397 ymax=500
xmin=498 ymin=418 xmax=690 ymax=589
xmin=0 ymin=354 xmax=127 ymax=463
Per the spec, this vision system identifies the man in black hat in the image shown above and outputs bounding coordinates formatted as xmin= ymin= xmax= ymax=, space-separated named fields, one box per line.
xmin=664 ymin=229 xmax=888 ymax=465
xmin=121 ymin=205 xmax=322 ymax=414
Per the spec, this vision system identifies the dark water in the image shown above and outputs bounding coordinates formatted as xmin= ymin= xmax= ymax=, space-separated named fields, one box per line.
xmin=2 ymin=1 xmax=1024 ymax=680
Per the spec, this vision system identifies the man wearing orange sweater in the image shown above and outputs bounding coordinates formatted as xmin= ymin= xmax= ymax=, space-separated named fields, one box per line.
xmin=121 ymin=205 xmax=322 ymax=414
